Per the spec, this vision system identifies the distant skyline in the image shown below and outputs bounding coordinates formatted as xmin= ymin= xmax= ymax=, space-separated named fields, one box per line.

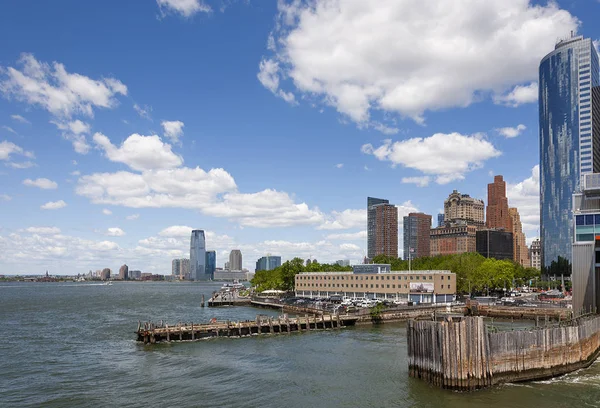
xmin=0 ymin=1 xmax=599 ymax=274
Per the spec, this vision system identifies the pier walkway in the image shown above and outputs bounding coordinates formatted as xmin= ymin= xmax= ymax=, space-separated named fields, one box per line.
xmin=136 ymin=314 xmax=358 ymax=344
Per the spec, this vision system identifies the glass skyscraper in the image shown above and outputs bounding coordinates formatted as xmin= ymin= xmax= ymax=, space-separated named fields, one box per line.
xmin=539 ymin=35 xmax=600 ymax=271
xmin=190 ymin=229 xmax=207 ymax=281
xmin=205 ymin=250 xmax=216 ymax=280
xmin=255 ymin=255 xmax=282 ymax=272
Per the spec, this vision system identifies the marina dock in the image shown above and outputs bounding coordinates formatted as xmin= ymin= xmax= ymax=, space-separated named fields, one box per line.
xmin=136 ymin=313 xmax=358 ymax=344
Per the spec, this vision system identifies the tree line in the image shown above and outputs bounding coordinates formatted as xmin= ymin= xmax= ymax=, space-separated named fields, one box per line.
xmin=251 ymin=253 xmax=542 ymax=295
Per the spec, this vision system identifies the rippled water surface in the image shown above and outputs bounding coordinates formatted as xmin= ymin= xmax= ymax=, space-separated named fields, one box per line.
xmin=1 ymin=282 xmax=600 ymax=407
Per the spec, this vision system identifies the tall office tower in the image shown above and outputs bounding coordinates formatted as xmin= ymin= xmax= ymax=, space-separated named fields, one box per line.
xmin=540 ymin=34 xmax=600 ymax=270
xmin=529 ymin=239 xmax=541 ymax=270
xmin=172 ymin=259 xmax=180 ymax=276
xmin=190 ymin=230 xmax=207 ymax=281
xmin=403 ymin=213 xmax=432 ymax=260
xmin=229 ymin=249 xmax=242 ymax=271
xmin=367 ymin=197 xmax=398 ymax=258
xmin=444 ymin=190 xmax=485 ymax=227
xmin=437 ymin=213 xmax=445 ymax=228
xmin=486 ymin=176 xmax=512 ymax=231
xmin=509 ymin=208 xmax=530 ymax=267
xmin=119 ymin=264 xmax=128 ymax=280
xmin=256 ymin=255 xmax=282 ymax=272
xmin=205 ymin=251 xmax=216 ymax=280
xmin=180 ymin=258 xmax=190 ymax=279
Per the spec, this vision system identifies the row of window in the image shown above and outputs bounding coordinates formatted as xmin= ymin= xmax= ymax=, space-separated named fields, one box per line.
xmin=297 ymin=274 xmax=452 ymax=281
xmin=296 ymin=282 xmax=451 ymax=289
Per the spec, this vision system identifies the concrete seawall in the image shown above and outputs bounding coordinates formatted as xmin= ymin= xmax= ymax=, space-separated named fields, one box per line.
xmin=408 ymin=315 xmax=600 ymax=390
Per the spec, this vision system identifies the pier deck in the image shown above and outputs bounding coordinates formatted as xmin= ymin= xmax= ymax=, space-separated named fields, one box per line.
xmin=136 ymin=314 xmax=357 ymax=344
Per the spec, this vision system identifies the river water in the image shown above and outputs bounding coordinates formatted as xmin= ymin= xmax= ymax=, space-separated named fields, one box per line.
xmin=1 ymin=282 xmax=599 ymax=408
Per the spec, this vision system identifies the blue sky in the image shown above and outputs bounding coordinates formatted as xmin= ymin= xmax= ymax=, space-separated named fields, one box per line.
xmin=0 ymin=0 xmax=599 ymax=275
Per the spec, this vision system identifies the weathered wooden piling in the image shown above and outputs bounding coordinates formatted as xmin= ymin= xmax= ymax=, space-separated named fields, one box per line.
xmin=136 ymin=314 xmax=358 ymax=344
xmin=408 ymin=315 xmax=600 ymax=390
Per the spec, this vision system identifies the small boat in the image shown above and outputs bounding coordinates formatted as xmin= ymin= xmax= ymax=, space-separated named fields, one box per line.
xmin=104 ymin=281 xmax=113 ymax=286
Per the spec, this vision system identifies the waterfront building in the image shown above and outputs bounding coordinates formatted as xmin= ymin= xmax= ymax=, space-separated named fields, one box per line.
xmin=530 ymin=239 xmax=541 ymax=270
xmin=335 ymin=260 xmax=350 ymax=267
xmin=229 ymin=249 xmax=242 ymax=271
xmin=256 ymin=255 xmax=282 ymax=272
xmin=119 ymin=264 xmax=128 ymax=280
xmin=101 ymin=268 xmax=111 ymax=281
xmin=437 ymin=213 xmax=444 ymax=228
xmin=572 ymin=173 xmax=600 ymax=312
xmin=180 ymin=258 xmax=190 ymax=279
xmin=486 ymin=176 xmax=512 ymax=232
xmin=294 ymin=264 xmax=455 ymax=304
xmin=403 ymin=212 xmax=432 ymax=260
xmin=444 ymin=190 xmax=485 ymax=227
xmin=205 ymin=251 xmax=216 ymax=280
xmin=430 ymin=223 xmax=479 ymax=256
xmin=509 ymin=208 xmax=530 ymax=267
xmin=128 ymin=270 xmax=141 ymax=280
xmin=190 ymin=230 xmax=207 ymax=281
xmin=476 ymin=229 xmax=514 ymax=261
xmin=367 ymin=197 xmax=399 ymax=258
xmin=540 ymin=34 xmax=600 ymax=270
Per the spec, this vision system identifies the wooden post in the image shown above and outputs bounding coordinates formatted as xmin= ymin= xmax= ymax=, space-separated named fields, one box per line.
xmin=201 ymin=294 xmax=205 ymax=307
xmin=166 ymin=324 xmax=170 ymax=342
xmin=191 ymin=322 xmax=194 ymax=340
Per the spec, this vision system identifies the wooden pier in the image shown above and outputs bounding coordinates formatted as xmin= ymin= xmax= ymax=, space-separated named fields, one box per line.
xmin=136 ymin=314 xmax=358 ymax=344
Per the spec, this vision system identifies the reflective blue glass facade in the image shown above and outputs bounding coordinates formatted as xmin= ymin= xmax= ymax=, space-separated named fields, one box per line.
xmin=205 ymin=250 xmax=216 ymax=280
xmin=190 ymin=229 xmax=207 ymax=280
xmin=255 ymin=255 xmax=282 ymax=272
xmin=539 ymin=36 xmax=600 ymax=270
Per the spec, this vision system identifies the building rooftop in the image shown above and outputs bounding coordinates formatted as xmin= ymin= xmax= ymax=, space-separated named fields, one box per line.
xmin=298 ymin=270 xmax=453 ymax=275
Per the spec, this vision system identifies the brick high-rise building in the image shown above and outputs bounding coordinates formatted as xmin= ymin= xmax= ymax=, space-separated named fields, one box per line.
xmin=430 ymin=224 xmax=478 ymax=256
xmin=486 ymin=175 xmax=512 ymax=231
xmin=367 ymin=197 xmax=398 ymax=258
xmin=509 ymin=207 xmax=530 ymax=267
xmin=119 ymin=264 xmax=128 ymax=280
xmin=403 ymin=213 xmax=431 ymax=260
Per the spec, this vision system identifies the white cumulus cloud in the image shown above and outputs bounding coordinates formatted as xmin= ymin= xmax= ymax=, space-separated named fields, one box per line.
xmin=507 ymin=165 xmax=539 ymax=237
xmin=52 ymin=119 xmax=91 ymax=154
xmin=494 ymin=82 xmax=539 ymax=107
xmin=161 ymin=120 xmax=184 ymax=143
xmin=262 ymin=1 xmax=576 ymax=125
xmin=362 ymin=132 xmax=501 ymax=184
xmin=23 ymin=178 xmax=58 ymax=189
xmin=93 ymin=132 xmax=183 ymax=171
xmin=0 ymin=140 xmax=34 ymax=161
xmin=11 ymin=114 xmax=30 ymax=124
xmin=24 ymin=226 xmax=61 ymax=234
xmin=157 ymin=0 xmax=211 ymax=17
xmin=0 ymin=53 xmax=127 ymax=118
xmin=105 ymin=227 xmax=125 ymax=237
xmin=40 ymin=200 xmax=67 ymax=210
xmin=102 ymin=208 xmax=112 ymax=215
xmin=496 ymin=124 xmax=527 ymax=138
xmin=402 ymin=176 xmax=431 ymax=187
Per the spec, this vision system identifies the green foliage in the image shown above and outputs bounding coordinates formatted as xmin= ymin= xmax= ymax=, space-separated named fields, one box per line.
xmin=250 ymin=257 xmax=352 ymax=292
xmin=370 ymin=303 xmax=384 ymax=321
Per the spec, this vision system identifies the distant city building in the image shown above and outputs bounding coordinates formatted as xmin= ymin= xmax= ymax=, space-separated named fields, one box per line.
xmin=572 ymin=173 xmax=600 ymax=312
xmin=305 ymin=259 xmax=312 ymax=266
xmin=101 ymin=268 xmax=111 ymax=281
xmin=352 ymin=264 xmax=391 ymax=274
xmin=256 ymin=255 xmax=282 ymax=272
xmin=540 ymin=34 xmax=600 ymax=270
xmin=172 ymin=259 xmax=180 ymax=276
xmin=312 ymin=259 xmax=317 ymax=264
xmin=229 ymin=250 xmax=242 ymax=271
xmin=224 ymin=261 xmax=230 ymax=270
xmin=529 ymin=239 xmax=541 ymax=270
xmin=444 ymin=190 xmax=485 ymax=227
xmin=205 ymin=251 xmax=216 ymax=280
xmin=335 ymin=259 xmax=350 ymax=267
xmin=367 ymin=197 xmax=398 ymax=258
xmin=476 ymin=229 xmax=514 ymax=261
xmin=128 ymin=270 xmax=142 ymax=280
xmin=172 ymin=258 xmax=190 ymax=279
xmin=190 ymin=230 xmax=207 ymax=281
xmin=437 ymin=213 xmax=444 ymax=228
xmin=509 ymin=208 xmax=530 ymax=267
xmin=486 ymin=176 xmax=512 ymax=232
xmin=403 ymin=212 xmax=432 ymax=260
xmin=430 ymin=224 xmax=478 ymax=256
xmin=119 ymin=264 xmax=129 ymax=280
